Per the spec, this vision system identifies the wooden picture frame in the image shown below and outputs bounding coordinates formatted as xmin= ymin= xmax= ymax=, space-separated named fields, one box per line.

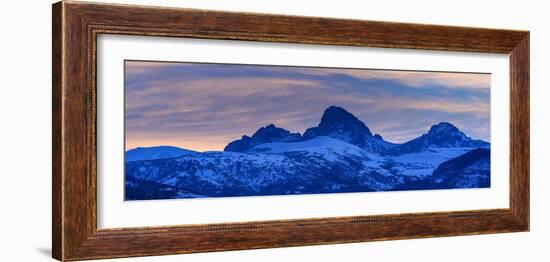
xmin=52 ymin=1 xmax=529 ymax=261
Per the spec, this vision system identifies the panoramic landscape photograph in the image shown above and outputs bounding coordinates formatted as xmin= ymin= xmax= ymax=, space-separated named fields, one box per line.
xmin=124 ymin=60 xmax=491 ymax=201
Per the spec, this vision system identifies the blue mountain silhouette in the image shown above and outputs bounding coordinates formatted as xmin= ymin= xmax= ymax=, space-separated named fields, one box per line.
xmin=387 ymin=122 xmax=489 ymax=156
xmin=125 ymin=105 xmax=490 ymax=200
xmin=224 ymin=124 xmax=301 ymax=152
xmin=302 ymin=106 xmax=397 ymax=154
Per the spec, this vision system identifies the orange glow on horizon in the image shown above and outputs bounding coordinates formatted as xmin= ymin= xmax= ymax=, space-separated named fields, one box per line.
xmin=125 ymin=138 xmax=228 ymax=152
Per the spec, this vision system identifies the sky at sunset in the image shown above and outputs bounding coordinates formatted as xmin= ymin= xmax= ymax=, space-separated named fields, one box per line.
xmin=125 ymin=60 xmax=491 ymax=152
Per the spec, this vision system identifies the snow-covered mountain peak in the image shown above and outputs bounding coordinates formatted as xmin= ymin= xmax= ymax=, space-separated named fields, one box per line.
xmin=301 ymin=106 xmax=397 ymax=154
xmin=224 ymin=123 xmax=301 ymax=152
xmin=317 ymin=106 xmax=372 ymax=133
xmin=386 ymin=122 xmax=489 ymax=156
xmin=251 ymin=123 xmax=301 ymax=141
xmin=125 ymin=146 xmax=196 ymax=162
xmin=303 ymin=106 xmax=368 ymax=141
xmin=221 ymin=106 xmax=486 ymax=156
xmin=424 ymin=122 xmax=479 ymax=146
xmin=311 ymin=106 xmax=373 ymax=136
xmin=428 ymin=122 xmax=461 ymax=136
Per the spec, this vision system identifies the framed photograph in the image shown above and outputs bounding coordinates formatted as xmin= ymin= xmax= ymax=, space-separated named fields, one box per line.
xmin=52 ymin=1 xmax=529 ymax=261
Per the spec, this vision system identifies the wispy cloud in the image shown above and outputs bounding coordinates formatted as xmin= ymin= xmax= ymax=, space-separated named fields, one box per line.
xmin=125 ymin=61 xmax=491 ymax=151
xmin=126 ymin=60 xmax=490 ymax=89
xmin=291 ymin=68 xmax=490 ymax=89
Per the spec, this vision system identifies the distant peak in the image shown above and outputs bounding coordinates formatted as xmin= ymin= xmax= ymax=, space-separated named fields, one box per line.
xmin=428 ymin=122 xmax=460 ymax=135
xmin=320 ymin=106 xmax=367 ymax=128
xmin=302 ymin=106 xmax=377 ymax=149
xmin=225 ymin=123 xmax=301 ymax=152
xmin=125 ymin=145 xmax=196 ymax=162
xmin=326 ymin=105 xmax=346 ymax=112
xmin=253 ymin=124 xmax=287 ymax=137
xmin=435 ymin=122 xmax=455 ymax=127
xmin=323 ymin=105 xmax=352 ymax=117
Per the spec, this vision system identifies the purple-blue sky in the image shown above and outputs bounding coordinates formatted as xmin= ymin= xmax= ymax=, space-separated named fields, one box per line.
xmin=125 ymin=61 xmax=490 ymax=151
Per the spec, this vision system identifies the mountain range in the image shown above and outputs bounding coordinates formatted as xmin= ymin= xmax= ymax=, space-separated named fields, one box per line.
xmin=125 ymin=106 xmax=490 ymax=200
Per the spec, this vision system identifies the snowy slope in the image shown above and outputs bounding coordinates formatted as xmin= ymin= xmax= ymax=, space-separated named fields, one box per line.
xmin=393 ymin=148 xmax=490 ymax=190
xmin=125 ymin=139 xmax=402 ymax=200
xmin=302 ymin=106 xmax=397 ymax=154
xmin=125 ymin=146 xmax=197 ymax=162
xmin=251 ymin=136 xmax=368 ymax=161
xmin=385 ymin=147 xmax=479 ymax=177
xmin=125 ymin=140 xmax=489 ymax=200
